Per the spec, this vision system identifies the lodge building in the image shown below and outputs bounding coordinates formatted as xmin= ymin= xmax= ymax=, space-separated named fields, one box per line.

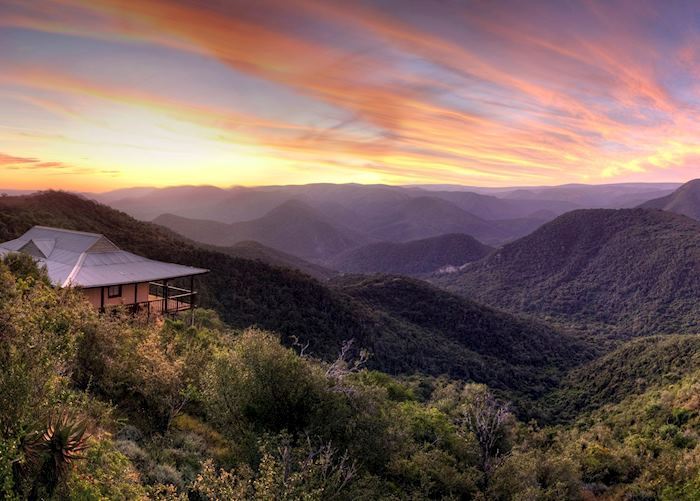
xmin=0 ymin=226 xmax=208 ymax=315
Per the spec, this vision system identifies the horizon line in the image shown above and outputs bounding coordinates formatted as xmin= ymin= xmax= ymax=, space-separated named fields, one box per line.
xmin=0 ymin=179 xmax=691 ymax=195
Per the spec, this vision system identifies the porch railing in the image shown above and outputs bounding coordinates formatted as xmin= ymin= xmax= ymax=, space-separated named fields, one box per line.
xmin=130 ymin=281 xmax=197 ymax=317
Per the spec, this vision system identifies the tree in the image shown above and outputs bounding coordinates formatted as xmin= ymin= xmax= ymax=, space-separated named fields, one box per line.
xmin=191 ymin=434 xmax=358 ymax=500
xmin=459 ymin=385 xmax=512 ymax=486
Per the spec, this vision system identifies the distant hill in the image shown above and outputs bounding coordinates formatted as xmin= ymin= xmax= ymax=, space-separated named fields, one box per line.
xmin=212 ymin=188 xmax=299 ymax=222
xmin=101 ymin=182 xmax=689 ymax=250
xmin=329 ymin=233 xmax=493 ymax=275
xmin=406 ymin=189 xmax=579 ymax=219
xmin=152 ymin=213 xmax=232 ymax=245
xmin=0 ymin=191 xmax=587 ymax=401
xmin=154 ymin=194 xmax=544 ymax=260
xmin=96 ymin=183 xmax=582 ymax=246
xmin=639 ymin=178 xmax=700 ymax=220
xmin=98 ymin=183 xmax=682 ymax=225
xmin=435 ymin=208 xmax=700 ymax=337
xmin=542 ymin=335 xmax=700 ymax=422
xmin=219 ymin=241 xmax=336 ymax=280
xmin=498 ymin=182 xmax=681 ymax=207
xmin=99 ymin=185 xmax=232 ymax=221
xmin=154 ymin=200 xmax=369 ymax=261
xmin=362 ymin=196 xmax=512 ymax=244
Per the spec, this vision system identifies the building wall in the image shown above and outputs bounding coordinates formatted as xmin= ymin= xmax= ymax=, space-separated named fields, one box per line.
xmin=82 ymin=282 xmax=150 ymax=309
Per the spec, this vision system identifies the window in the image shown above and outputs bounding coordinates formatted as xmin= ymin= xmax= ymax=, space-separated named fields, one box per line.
xmin=107 ymin=285 xmax=122 ymax=298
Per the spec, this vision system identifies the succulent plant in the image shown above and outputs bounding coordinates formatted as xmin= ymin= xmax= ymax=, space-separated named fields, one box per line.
xmin=18 ymin=411 xmax=89 ymax=497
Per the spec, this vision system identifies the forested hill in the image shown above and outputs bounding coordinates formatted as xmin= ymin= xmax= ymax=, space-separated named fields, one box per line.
xmin=334 ymin=275 xmax=590 ymax=369
xmin=5 ymin=254 xmax=699 ymax=499
xmin=216 ymin=240 xmax=336 ymax=280
xmin=0 ymin=191 xmax=586 ymax=400
xmin=540 ymin=335 xmax=700 ymax=423
xmin=435 ymin=208 xmax=700 ymax=337
xmin=328 ymin=233 xmax=493 ymax=275
xmin=639 ymin=178 xmax=700 ymax=220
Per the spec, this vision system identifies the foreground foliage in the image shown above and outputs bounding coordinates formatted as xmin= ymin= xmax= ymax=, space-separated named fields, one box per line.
xmin=3 ymin=257 xmax=700 ymax=499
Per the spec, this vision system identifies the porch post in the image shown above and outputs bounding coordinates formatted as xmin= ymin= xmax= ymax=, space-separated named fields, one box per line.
xmin=163 ymin=279 xmax=169 ymax=315
xmin=133 ymin=282 xmax=138 ymax=314
xmin=190 ymin=275 xmax=195 ymax=326
xmin=100 ymin=286 xmax=105 ymax=312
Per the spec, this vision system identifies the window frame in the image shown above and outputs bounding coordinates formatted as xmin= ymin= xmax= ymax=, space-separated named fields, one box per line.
xmin=107 ymin=285 xmax=122 ymax=298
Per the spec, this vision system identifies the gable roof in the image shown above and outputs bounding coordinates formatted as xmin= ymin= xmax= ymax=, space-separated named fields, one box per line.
xmin=0 ymin=226 xmax=208 ymax=287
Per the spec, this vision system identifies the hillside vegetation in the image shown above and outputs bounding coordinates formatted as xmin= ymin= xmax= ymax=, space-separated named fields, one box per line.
xmin=329 ymin=233 xmax=493 ymax=275
xmin=435 ymin=208 xmax=700 ymax=337
xmin=335 ymin=275 xmax=589 ymax=369
xmin=0 ymin=191 xmax=585 ymax=402
xmin=3 ymin=256 xmax=700 ymax=499
xmin=542 ymin=335 xmax=700 ymax=422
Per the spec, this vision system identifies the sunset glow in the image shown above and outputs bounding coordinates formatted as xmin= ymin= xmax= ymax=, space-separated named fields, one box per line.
xmin=2 ymin=0 xmax=700 ymax=190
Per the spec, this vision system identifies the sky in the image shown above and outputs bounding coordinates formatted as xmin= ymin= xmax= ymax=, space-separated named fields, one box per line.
xmin=2 ymin=0 xmax=700 ymax=191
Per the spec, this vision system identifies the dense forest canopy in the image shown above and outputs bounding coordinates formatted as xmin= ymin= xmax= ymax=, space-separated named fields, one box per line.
xmin=3 ymin=252 xmax=700 ymax=499
xmin=435 ymin=208 xmax=700 ymax=339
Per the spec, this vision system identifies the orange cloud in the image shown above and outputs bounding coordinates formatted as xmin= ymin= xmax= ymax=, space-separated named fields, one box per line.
xmin=2 ymin=0 xmax=700 ymax=187
xmin=0 ymin=153 xmax=40 ymax=165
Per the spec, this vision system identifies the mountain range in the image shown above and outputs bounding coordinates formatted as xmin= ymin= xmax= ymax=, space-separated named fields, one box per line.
xmin=152 ymin=195 xmax=542 ymax=261
xmin=4 ymin=183 xmax=700 ymax=405
xmin=154 ymin=200 xmax=368 ymax=261
xmin=434 ymin=207 xmax=700 ymax=337
xmin=153 ymin=197 xmax=547 ymax=264
xmin=95 ymin=182 xmax=680 ymax=223
xmin=88 ymin=182 xmax=683 ymax=266
xmin=0 ymin=191 xmax=590 ymax=404
xmin=8 ymin=183 xmax=700 ymax=496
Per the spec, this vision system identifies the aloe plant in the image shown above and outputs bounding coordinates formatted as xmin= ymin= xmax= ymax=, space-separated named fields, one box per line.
xmin=18 ymin=412 xmax=89 ymax=498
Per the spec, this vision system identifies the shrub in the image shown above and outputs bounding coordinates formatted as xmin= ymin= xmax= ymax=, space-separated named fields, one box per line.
xmin=115 ymin=440 xmax=150 ymax=468
xmin=117 ymin=425 xmax=144 ymax=443
xmin=66 ymin=439 xmax=148 ymax=500
xmin=147 ymin=463 xmax=183 ymax=488
xmin=202 ymin=329 xmax=345 ymax=441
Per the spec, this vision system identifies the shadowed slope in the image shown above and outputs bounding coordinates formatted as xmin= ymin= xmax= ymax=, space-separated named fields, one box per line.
xmin=435 ymin=209 xmax=700 ymax=337
xmin=639 ymin=178 xmax=700 ymax=221
xmin=329 ymin=233 xmax=493 ymax=275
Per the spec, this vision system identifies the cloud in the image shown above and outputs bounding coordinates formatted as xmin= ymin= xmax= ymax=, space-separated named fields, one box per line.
xmin=3 ymin=0 xmax=700 ymax=185
xmin=0 ymin=153 xmax=40 ymax=165
xmin=0 ymin=152 xmax=72 ymax=171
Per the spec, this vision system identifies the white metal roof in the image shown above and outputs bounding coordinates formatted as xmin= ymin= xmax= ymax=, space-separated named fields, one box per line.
xmin=0 ymin=226 xmax=208 ymax=288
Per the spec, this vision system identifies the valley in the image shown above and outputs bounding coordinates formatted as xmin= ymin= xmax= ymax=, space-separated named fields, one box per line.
xmin=2 ymin=179 xmax=700 ymax=499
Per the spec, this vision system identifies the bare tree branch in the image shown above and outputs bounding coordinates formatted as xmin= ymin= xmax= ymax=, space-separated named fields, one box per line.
xmin=325 ymin=339 xmax=369 ymax=396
